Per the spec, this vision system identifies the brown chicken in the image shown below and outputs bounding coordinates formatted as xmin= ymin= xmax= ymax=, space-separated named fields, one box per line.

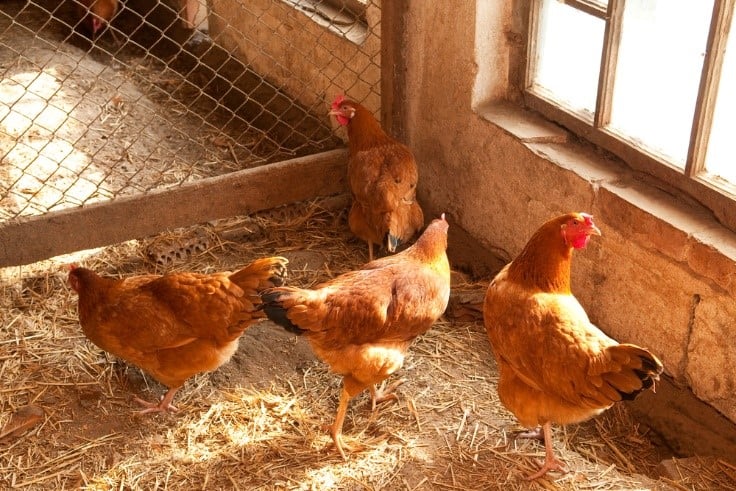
xmin=68 ymin=256 xmax=288 ymax=414
xmin=483 ymin=212 xmax=663 ymax=480
xmin=74 ymin=0 xmax=118 ymax=37
xmin=261 ymin=215 xmax=451 ymax=459
xmin=330 ymin=95 xmax=424 ymax=261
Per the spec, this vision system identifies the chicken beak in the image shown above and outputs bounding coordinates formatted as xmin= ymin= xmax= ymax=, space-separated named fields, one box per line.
xmin=328 ymin=109 xmax=341 ymax=117
xmin=387 ymin=234 xmax=399 ymax=253
xmin=589 ymin=224 xmax=602 ymax=236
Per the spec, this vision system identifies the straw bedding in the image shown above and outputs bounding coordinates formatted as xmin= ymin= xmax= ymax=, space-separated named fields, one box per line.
xmin=1 ymin=200 xmax=734 ymax=490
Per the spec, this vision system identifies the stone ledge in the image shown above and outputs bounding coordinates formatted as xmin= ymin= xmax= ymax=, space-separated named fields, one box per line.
xmin=479 ymin=103 xmax=736 ymax=296
xmin=476 ymin=101 xmax=569 ymax=143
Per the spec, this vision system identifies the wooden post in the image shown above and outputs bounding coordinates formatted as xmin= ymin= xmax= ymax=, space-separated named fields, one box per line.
xmin=380 ymin=0 xmax=409 ymax=141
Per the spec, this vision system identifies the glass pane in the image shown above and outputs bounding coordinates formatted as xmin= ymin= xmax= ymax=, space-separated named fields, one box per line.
xmin=608 ymin=0 xmax=714 ymax=167
xmin=531 ymin=0 xmax=605 ymax=118
xmin=704 ymin=19 xmax=736 ymax=187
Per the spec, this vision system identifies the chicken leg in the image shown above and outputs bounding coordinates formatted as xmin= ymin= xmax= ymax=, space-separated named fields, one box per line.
xmin=134 ymin=387 xmax=180 ymax=415
xmin=329 ymin=376 xmax=374 ymax=459
xmin=525 ymin=422 xmax=568 ymax=480
xmin=369 ymin=378 xmax=406 ymax=411
xmin=330 ymin=385 xmax=353 ymax=460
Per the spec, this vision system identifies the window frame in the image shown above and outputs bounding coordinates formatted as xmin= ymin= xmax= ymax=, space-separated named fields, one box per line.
xmin=520 ymin=0 xmax=736 ymax=231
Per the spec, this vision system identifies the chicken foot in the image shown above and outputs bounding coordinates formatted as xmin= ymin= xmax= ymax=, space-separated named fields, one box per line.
xmin=513 ymin=426 xmax=544 ymax=441
xmin=369 ymin=378 xmax=406 ymax=411
xmin=329 ymin=385 xmax=355 ymax=460
xmin=525 ymin=422 xmax=568 ymax=480
xmin=134 ymin=387 xmax=180 ymax=415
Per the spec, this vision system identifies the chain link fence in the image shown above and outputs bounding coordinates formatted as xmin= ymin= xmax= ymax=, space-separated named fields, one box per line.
xmin=0 ymin=0 xmax=380 ymax=223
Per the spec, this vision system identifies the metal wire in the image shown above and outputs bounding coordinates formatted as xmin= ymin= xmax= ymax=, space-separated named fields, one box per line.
xmin=0 ymin=0 xmax=380 ymax=222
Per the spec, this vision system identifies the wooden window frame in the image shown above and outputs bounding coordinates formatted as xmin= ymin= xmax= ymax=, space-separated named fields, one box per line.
xmin=522 ymin=0 xmax=736 ymax=231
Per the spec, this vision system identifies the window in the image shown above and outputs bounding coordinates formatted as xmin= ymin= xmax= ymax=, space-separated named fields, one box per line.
xmin=524 ymin=0 xmax=736 ymax=229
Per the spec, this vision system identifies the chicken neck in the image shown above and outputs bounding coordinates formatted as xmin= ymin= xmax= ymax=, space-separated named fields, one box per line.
xmin=507 ymin=232 xmax=573 ymax=294
xmin=346 ymin=110 xmax=393 ymax=155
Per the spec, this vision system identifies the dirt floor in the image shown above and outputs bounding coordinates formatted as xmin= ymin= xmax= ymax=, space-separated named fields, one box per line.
xmin=2 ymin=201 xmax=735 ymax=490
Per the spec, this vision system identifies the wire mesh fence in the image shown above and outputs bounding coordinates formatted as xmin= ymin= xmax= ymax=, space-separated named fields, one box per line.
xmin=0 ymin=0 xmax=380 ymax=223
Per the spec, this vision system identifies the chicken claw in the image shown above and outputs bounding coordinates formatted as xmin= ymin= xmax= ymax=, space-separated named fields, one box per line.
xmin=327 ymin=423 xmax=354 ymax=460
xmin=369 ymin=378 xmax=406 ymax=411
xmin=133 ymin=389 xmax=180 ymax=415
xmin=527 ymin=456 xmax=568 ymax=481
xmin=513 ymin=426 xmax=544 ymax=442
xmin=525 ymin=422 xmax=569 ymax=480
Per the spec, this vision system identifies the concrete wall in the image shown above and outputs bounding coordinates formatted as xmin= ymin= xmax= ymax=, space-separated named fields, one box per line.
xmin=208 ymin=0 xmax=381 ymax=117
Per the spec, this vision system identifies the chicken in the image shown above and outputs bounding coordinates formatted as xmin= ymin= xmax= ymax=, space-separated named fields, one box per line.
xmin=330 ymin=95 xmax=424 ymax=261
xmin=483 ymin=212 xmax=663 ymax=480
xmin=261 ymin=215 xmax=451 ymax=459
xmin=68 ymin=256 xmax=288 ymax=414
xmin=74 ymin=0 xmax=118 ymax=37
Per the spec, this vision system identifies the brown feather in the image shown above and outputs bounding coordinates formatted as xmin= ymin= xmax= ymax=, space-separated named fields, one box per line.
xmin=69 ymin=256 xmax=288 ymax=402
xmin=261 ymin=216 xmax=450 ymax=431
xmin=337 ymin=100 xmax=424 ymax=256
xmin=483 ymin=212 xmax=663 ymax=432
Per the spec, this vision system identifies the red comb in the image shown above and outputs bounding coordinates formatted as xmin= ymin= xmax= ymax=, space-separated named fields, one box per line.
xmin=68 ymin=263 xmax=78 ymax=271
xmin=581 ymin=213 xmax=594 ymax=226
xmin=331 ymin=94 xmax=346 ymax=110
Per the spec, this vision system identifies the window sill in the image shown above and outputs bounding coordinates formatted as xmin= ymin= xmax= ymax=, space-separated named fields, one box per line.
xmin=477 ymin=102 xmax=736 ymax=295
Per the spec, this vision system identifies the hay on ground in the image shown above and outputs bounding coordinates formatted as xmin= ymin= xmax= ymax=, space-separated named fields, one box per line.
xmin=1 ymin=199 xmax=733 ymax=490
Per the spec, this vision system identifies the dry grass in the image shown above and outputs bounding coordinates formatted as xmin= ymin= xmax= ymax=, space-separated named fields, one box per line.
xmin=1 ymin=200 xmax=734 ymax=490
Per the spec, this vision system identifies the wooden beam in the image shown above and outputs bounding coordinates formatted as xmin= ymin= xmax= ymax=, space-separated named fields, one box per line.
xmin=0 ymin=149 xmax=348 ymax=267
xmin=685 ymin=0 xmax=735 ymax=177
xmin=380 ymin=0 xmax=409 ymax=140
xmin=594 ymin=0 xmax=624 ymax=127
xmin=559 ymin=0 xmax=608 ymax=19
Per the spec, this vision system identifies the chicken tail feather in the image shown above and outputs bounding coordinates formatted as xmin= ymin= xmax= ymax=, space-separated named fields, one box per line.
xmin=260 ymin=288 xmax=307 ymax=335
xmin=229 ymin=257 xmax=289 ymax=293
xmin=602 ymin=344 xmax=664 ymax=401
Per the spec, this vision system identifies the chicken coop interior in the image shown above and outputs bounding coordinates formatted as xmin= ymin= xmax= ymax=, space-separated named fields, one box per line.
xmin=2 ymin=1 xmax=736 ymax=490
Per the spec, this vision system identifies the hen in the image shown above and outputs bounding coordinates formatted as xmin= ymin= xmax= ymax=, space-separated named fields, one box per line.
xmin=74 ymin=0 xmax=118 ymax=37
xmin=483 ymin=212 xmax=663 ymax=479
xmin=261 ymin=215 xmax=451 ymax=459
xmin=68 ymin=256 xmax=288 ymax=414
xmin=330 ymin=95 xmax=424 ymax=261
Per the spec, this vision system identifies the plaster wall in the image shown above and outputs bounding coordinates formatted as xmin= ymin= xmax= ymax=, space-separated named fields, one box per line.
xmin=207 ymin=0 xmax=381 ymax=116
